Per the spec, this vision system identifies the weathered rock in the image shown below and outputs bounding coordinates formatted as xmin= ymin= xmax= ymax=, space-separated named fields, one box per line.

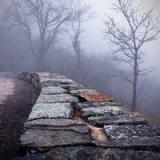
xmin=79 ymin=93 xmax=113 ymax=102
xmin=25 ymin=119 xmax=89 ymax=134
xmin=40 ymin=76 xmax=74 ymax=87
xmin=41 ymin=86 xmax=67 ymax=95
xmin=17 ymin=72 xmax=160 ymax=160
xmin=93 ymin=101 xmax=121 ymax=107
xmin=82 ymin=105 xmax=122 ymax=118
xmin=103 ymin=124 xmax=160 ymax=149
xmin=37 ymin=72 xmax=53 ymax=78
xmin=70 ymin=89 xmax=99 ymax=95
xmin=28 ymin=103 xmax=73 ymax=120
xmin=16 ymin=153 xmax=44 ymax=160
xmin=25 ymin=119 xmax=85 ymax=127
xmin=41 ymin=80 xmax=60 ymax=87
xmin=36 ymin=94 xmax=78 ymax=103
xmin=60 ymin=83 xmax=83 ymax=91
xmin=21 ymin=129 xmax=91 ymax=148
xmin=38 ymin=73 xmax=67 ymax=80
xmin=43 ymin=147 xmax=160 ymax=160
xmin=40 ymin=78 xmax=74 ymax=84
xmin=88 ymin=114 xmax=147 ymax=125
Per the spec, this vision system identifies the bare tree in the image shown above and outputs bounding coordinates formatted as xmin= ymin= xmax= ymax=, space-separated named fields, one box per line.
xmin=70 ymin=2 xmax=93 ymax=74
xmin=5 ymin=0 xmax=75 ymax=70
xmin=103 ymin=0 xmax=160 ymax=111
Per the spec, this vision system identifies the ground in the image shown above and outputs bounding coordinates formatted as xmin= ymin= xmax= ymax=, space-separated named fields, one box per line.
xmin=0 ymin=78 xmax=37 ymax=160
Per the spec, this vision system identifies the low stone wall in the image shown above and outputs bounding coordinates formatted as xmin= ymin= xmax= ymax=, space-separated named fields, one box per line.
xmin=1 ymin=72 xmax=159 ymax=159
xmin=17 ymin=72 xmax=160 ymax=160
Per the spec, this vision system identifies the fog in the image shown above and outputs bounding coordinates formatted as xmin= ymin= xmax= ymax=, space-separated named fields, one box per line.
xmin=0 ymin=0 xmax=160 ymax=120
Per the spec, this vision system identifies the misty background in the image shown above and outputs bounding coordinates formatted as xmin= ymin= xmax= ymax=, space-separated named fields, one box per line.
xmin=0 ymin=0 xmax=160 ymax=119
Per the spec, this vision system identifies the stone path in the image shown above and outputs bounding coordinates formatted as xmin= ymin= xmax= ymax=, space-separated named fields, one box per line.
xmin=0 ymin=77 xmax=37 ymax=160
xmin=18 ymin=73 xmax=160 ymax=160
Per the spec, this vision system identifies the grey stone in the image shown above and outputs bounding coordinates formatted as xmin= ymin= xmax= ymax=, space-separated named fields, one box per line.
xmin=25 ymin=119 xmax=89 ymax=134
xmin=16 ymin=153 xmax=43 ymax=160
xmin=56 ymin=78 xmax=75 ymax=84
xmin=61 ymin=83 xmax=83 ymax=91
xmin=38 ymin=73 xmax=66 ymax=80
xmin=41 ymin=80 xmax=60 ymax=87
xmin=82 ymin=105 xmax=122 ymax=117
xmin=70 ymin=89 xmax=99 ymax=95
xmin=28 ymin=103 xmax=73 ymax=120
xmin=36 ymin=94 xmax=78 ymax=103
xmin=25 ymin=119 xmax=85 ymax=127
xmin=21 ymin=129 xmax=91 ymax=148
xmin=43 ymin=147 xmax=160 ymax=160
xmin=41 ymin=86 xmax=66 ymax=95
xmin=93 ymin=101 xmax=121 ymax=107
xmin=37 ymin=72 xmax=52 ymax=78
xmin=88 ymin=114 xmax=147 ymax=125
xmin=103 ymin=124 xmax=160 ymax=148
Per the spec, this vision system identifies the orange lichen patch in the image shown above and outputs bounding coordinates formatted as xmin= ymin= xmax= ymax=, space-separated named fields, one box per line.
xmin=79 ymin=93 xmax=113 ymax=102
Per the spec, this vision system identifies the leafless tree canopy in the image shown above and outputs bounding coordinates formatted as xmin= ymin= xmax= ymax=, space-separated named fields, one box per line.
xmin=5 ymin=0 xmax=76 ymax=68
xmin=103 ymin=0 xmax=160 ymax=111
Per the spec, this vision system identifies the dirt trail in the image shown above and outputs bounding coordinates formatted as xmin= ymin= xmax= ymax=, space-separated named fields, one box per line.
xmin=0 ymin=78 xmax=37 ymax=160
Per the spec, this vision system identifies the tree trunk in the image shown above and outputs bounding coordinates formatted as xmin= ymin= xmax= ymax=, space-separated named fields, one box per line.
xmin=35 ymin=50 xmax=45 ymax=72
xmin=132 ymin=76 xmax=137 ymax=112
xmin=131 ymin=53 xmax=138 ymax=112
xmin=77 ymin=52 xmax=81 ymax=72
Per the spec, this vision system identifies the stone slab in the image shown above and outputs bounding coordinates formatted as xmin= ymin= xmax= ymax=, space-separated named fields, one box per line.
xmin=37 ymin=72 xmax=53 ymax=78
xmin=36 ymin=94 xmax=78 ymax=103
xmin=79 ymin=93 xmax=113 ymax=102
xmin=25 ymin=119 xmax=89 ymax=134
xmin=41 ymin=78 xmax=74 ymax=84
xmin=25 ymin=119 xmax=85 ymax=127
xmin=28 ymin=103 xmax=73 ymax=120
xmin=41 ymin=80 xmax=60 ymax=87
xmin=41 ymin=86 xmax=66 ymax=95
xmin=43 ymin=147 xmax=160 ymax=160
xmin=70 ymin=89 xmax=99 ymax=95
xmin=104 ymin=124 xmax=160 ymax=148
xmin=60 ymin=83 xmax=83 ymax=91
xmin=82 ymin=106 xmax=122 ymax=118
xmin=88 ymin=114 xmax=147 ymax=125
xmin=79 ymin=102 xmax=121 ymax=110
xmin=21 ymin=129 xmax=91 ymax=148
